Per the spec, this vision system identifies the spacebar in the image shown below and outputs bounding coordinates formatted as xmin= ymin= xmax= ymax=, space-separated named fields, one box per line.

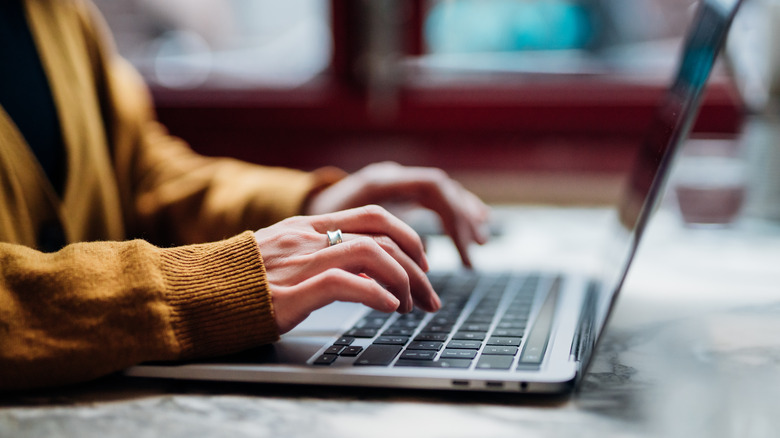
xmin=354 ymin=345 xmax=403 ymax=366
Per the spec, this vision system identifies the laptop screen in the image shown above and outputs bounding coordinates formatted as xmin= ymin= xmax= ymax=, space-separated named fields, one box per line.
xmin=595 ymin=0 xmax=744 ymax=336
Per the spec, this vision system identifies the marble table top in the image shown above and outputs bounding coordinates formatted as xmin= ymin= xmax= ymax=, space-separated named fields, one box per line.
xmin=3 ymin=206 xmax=780 ymax=438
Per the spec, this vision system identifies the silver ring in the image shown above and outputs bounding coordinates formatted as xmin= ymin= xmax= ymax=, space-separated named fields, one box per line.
xmin=326 ymin=229 xmax=343 ymax=247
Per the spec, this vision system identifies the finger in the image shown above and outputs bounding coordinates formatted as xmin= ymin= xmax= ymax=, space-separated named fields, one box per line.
xmin=274 ymin=269 xmax=400 ymax=333
xmin=411 ymin=175 xmax=479 ymax=267
xmin=359 ymin=233 xmax=441 ymax=312
xmin=320 ymin=233 xmax=440 ymax=312
xmin=347 ymin=167 xmax=486 ymax=266
xmin=279 ymin=236 xmax=416 ymax=313
xmin=310 ymin=205 xmax=429 ymax=272
xmin=450 ymin=213 xmax=474 ymax=268
xmin=442 ymin=189 xmax=492 ymax=266
xmin=423 ymin=176 xmax=489 ymax=246
xmin=463 ymin=190 xmax=492 ymax=245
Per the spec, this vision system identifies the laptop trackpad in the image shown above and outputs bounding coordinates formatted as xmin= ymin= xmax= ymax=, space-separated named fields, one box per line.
xmin=289 ymin=301 xmax=366 ymax=334
xmin=190 ymin=302 xmax=366 ymax=366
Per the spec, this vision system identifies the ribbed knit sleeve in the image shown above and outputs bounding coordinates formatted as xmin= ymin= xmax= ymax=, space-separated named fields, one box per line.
xmin=0 ymin=232 xmax=278 ymax=391
xmin=160 ymin=231 xmax=279 ymax=358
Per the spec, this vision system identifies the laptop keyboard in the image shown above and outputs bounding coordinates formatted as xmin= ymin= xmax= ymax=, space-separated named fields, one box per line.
xmin=311 ymin=272 xmax=560 ymax=371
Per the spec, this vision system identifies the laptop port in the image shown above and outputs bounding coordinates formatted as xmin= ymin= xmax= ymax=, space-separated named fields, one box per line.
xmin=486 ymin=381 xmax=504 ymax=388
xmin=452 ymin=380 xmax=469 ymax=387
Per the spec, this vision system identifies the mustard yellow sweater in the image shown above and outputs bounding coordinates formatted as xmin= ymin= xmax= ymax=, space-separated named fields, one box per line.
xmin=0 ymin=0 xmax=341 ymax=390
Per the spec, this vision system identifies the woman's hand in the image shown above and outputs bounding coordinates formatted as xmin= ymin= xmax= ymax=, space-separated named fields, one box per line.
xmin=254 ymin=205 xmax=441 ymax=334
xmin=306 ymin=162 xmax=490 ymax=267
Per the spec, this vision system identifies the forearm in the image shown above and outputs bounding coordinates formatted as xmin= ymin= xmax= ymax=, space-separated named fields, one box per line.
xmin=0 ymin=232 xmax=278 ymax=391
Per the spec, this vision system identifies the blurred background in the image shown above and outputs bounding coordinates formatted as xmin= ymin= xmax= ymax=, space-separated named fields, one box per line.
xmin=91 ymin=0 xmax=778 ymax=220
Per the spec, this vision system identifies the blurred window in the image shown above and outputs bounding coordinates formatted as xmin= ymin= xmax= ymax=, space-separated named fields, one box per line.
xmin=425 ymin=0 xmax=594 ymax=54
xmin=417 ymin=0 xmax=699 ymax=77
xmin=93 ymin=0 xmax=332 ymax=89
xmin=87 ymin=0 xmax=742 ymax=182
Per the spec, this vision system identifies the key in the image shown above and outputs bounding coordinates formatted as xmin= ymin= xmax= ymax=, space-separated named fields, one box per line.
xmin=373 ymin=336 xmax=409 ymax=345
xmin=382 ymin=328 xmax=415 ymax=336
xmin=482 ymin=346 xmax=518 ymax=356
xmin=406 ymin=341 xmax=443 ymax=351
xmin=440 ymin=349 xmax=478 ymax=359
xmin=492 ymin=329 xmax=524 ymax=338
xmin=354 ymin=345 xmax=403 ymax=366
xmin=476 ymin=355 xmax=514 ymax=370
xmin=486 ymin=337 xmax=522 ymax=347
xmin=396 ymin=310 xmax=425 ymax=321
xmin=436 ymin=358 xmax=472 ymax=369
xmin=414 ymin=333 xmax=448 ymax=342
xmin=423 ymin=324 xmax=454 ymax=333
xmin=394 ymin=359 xmax=472 ymax=369
xmin=366 ymin=310 xmax=393 ymax=319
xmin=502 ymin=311 xmax=529 ymax=320
xmin=400 ymin=350 xmax=437 ymax=360
xmin=325 ymin=345 xmax=345 ymax=355
xmin=452 ymin=332 xmax=486 ymax=341
xmin=313 ymin=354 xmax=338 ymax=365
xmin=394 ymin=360 xmax=434 ymax=368
xmin=344 ymin=328 xmax=378 ymax=338
xmin=429 ymin=316 xmax=457 ymax=325
xmin=391 ymin=320 xmax=421 ymax=329
xmin=463 ymin=315 xmax=493 ymax=323
xmin=333 ymin=337 xmax=355 ymax=346
xmin=496 ymin=322 xmax=527 ymax=330
xmin=446 ymin=340 xmax=482 ymax=350
xmin=341 ymin=346 xmax=363 ymax=357
xmin=356 ymin=317 xmax=390 ymax=329
xmin=460 ymin=323 xmax=491 ymax=332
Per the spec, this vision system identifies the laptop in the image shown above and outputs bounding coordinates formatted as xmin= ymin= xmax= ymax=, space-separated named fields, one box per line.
xmin=126 ymin=0 xmax=744 ymax=393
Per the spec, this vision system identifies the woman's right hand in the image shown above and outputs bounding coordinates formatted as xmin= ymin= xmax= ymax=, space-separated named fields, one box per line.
xmin=254 ymin=205 xmax=441 ymax=334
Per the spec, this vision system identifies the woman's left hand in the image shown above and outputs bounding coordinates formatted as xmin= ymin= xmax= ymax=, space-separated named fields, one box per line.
xmin=306 ymin=162 xmax=490 ymax=267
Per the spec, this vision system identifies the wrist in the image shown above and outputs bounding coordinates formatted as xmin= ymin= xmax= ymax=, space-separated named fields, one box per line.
xmin=300 ymin=167 xmax=348 ymax=215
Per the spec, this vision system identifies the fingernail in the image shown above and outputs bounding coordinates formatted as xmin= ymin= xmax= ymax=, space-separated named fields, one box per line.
xmin=477 ymin=223 xmax=490 ymax=244
xmin=387 ymin=294 xmax=400 ymax=311
xmin=430 ymin=294 xmax=442 ymax=312
xmin=461 ymin=252 xmax=472 ymax=268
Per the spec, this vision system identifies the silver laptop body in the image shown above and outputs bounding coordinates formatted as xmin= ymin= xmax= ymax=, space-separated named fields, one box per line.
xmin=126 ymin=0 xmax=744 ymax=394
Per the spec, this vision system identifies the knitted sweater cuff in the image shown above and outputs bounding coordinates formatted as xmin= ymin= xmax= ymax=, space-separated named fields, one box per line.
xmin=158 ymin=231 xmax=279 ymax=359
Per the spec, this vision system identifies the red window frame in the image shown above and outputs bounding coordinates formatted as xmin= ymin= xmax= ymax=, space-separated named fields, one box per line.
xmin=151 ymin=0 xmax=744 ymax=176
